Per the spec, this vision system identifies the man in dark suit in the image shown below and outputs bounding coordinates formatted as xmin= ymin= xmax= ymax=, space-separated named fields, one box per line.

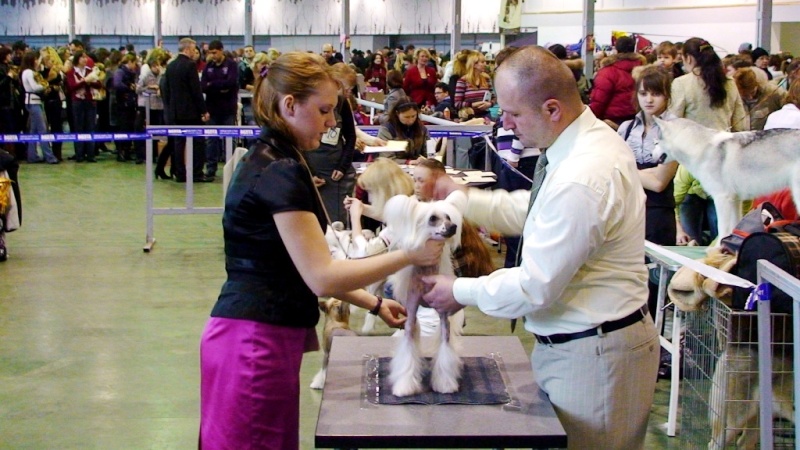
xmin=161 ymin=37 xmax=211 ymax=182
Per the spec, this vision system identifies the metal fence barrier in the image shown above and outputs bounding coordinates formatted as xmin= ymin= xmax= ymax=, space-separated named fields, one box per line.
xmin=754 ymin=260 xmax=800 ymax=450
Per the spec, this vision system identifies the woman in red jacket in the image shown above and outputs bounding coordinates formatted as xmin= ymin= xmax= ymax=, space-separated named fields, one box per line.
xmin=589 ymin=36 xmax=645 ymax=126
xmin=364 ymin=53 xmax=387 ymax=93
xmin=403 ymin=48 xmax=437 ymax=108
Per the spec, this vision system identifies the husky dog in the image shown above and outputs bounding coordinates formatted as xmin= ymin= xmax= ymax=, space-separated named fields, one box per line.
xmin=310 ymin=298 xmax=358 ymax=390
xmin=652 ymin=118 xmax=800 ymax=242
xmin=383 ymin=191 xmax=465 ymax=397
xmin=708 ymin=345 xmax=794 ymax=449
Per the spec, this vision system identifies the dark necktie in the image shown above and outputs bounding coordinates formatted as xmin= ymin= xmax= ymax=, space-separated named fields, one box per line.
xmin=515 ymin=151 xmax=549 ymax=266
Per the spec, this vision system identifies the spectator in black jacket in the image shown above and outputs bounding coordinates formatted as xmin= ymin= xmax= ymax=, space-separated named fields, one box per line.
xmin=201 ymin=40 xmax=238 ymax=179
xmin=161 ymin=38 xmax=210 ymax=182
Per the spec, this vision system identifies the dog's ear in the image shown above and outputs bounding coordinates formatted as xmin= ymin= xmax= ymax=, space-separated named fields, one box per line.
xmin=384 ymin=194 xmax=419 ymax=248
xmin=318 ymin=299 xmax=329 ymax=313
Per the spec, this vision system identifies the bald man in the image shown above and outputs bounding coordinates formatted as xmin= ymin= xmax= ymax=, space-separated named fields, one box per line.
xmin=423 ymin=46 xmax=659 ymax=450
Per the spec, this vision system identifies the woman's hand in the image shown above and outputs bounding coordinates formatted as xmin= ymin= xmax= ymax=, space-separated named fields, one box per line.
xmin=405 ymin=240 xmax=445 ymax=266
xmin=378 ymin=298 xmax=407 ymax=328
xmin=676 ymin=221 xmax=691 ymax=245
xmin=345 ymin=196 xmax=364 ymax=216
xmin=473 ymin=101 xmax=491 ymax=111
xmin=313 ymin=176 xmax=326 ymax=187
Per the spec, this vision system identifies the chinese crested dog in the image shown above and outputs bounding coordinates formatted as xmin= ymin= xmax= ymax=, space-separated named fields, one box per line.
xmin=383 ymin=191 xmax=466 ymax=397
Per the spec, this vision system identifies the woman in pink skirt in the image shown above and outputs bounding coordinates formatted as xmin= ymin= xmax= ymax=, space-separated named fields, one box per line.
xmin=199 ymin=51 xmax=445 ymax=449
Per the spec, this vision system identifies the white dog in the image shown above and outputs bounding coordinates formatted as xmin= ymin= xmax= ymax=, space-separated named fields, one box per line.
xmin=383 ymin=191 xmax=466 ymax=397
xmin=652 ymin=118 xmax=800 ymax=242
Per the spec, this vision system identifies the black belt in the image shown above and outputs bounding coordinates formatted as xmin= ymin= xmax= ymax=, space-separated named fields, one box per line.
xmin=534 ymin=305 xmax=648 ymax=345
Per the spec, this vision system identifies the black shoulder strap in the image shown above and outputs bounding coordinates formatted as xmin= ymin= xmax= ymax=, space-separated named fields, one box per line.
xmin=623 ymin=119 xmax=635 ymax=142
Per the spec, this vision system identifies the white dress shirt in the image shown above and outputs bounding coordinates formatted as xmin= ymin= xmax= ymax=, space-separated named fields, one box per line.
xmin=452 ymin=107 xmax=649 ymax=336
xmin=764 ymin=103 xmax=800 ymax=130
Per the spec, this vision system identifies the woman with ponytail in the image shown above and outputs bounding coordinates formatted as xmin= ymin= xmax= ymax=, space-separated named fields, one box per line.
xmin=669 ymin=37 xmax=747 ymax=131
xmin=669 ymin=38 xmax=747 ymax=245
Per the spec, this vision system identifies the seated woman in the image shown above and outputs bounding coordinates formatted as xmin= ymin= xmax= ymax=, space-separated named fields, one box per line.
xmin=376 ymin=96 xmax=430 ymax=163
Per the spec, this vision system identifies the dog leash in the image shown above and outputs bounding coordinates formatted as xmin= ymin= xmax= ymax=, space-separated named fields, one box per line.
xmin=481 ymin=133 xmax=534 ymax=184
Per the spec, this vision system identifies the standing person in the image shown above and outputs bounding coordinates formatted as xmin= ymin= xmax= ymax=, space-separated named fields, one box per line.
xmin=40 ymin=48 xmax=66 ymax=162
xmin=135 ymin=57 xmax=164 ymax=166
xmin=65 ymin=50 xmax=102 ymax=163
xmin=113 ymin=54 xmax=139 ymax=162
xmin=402 ymin=48 xmax=437 ymax=108
xmin=589 ymin=36 xmax=644 ymax=127
xmin=20 ymin=51 xmax=58 ymax=164
xmin=305 ymin=63 xmax=357 ymax=224
xmin=201 ymin=40 xmax=239 ymax=180
xmin=199 ymin=51 xmax=443 ymax=449
xmin=618 ymin=66 xmax=678 ymax=320
xmin=670 ymin=37 xmax=747 ymax=244
xmin=422 ymin=46 xmax=659 ymax=450
xmin=161 ymin=38 xmax=210 ymax=183
xmin=364 ymin=52 xmax=387 ymax=93
xmin=453 ymin=51 xmax=495 ymax=119
xmin=732 ymin=67 xmax=784 ymax=131
xmin=0 ymin=48 xmax=17 ymax=156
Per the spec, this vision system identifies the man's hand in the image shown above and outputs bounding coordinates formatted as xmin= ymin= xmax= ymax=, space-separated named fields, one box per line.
xmin=432 ymin=173 xmax=467 ymax=201
xmin=421 ymin=275 xmax=464 ymax=314
xmin=312 ymin=176 xmax=326 ymax=187
xmin=405 ymin=240 xmax=445 ymax=267
xmin=201 ymin=112 xmax=210 ymax=122
xmin=331 ymin=169 xmax=344 ymax=181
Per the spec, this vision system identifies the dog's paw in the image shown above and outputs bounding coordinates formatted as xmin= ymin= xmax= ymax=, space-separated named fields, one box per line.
xmin=309 ymin=369 xmax=326 ymax=390
xmin=431 ymin=345 xmax=462 ymax=394
xmin=431 ymin=373 xmax=460 ymax=394
xmin=391 ymin=376 xmax=423 ymax=397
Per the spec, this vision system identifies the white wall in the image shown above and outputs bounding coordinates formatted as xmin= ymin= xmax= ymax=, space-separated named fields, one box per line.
xmin=524 ymin=0 xmax=800 ymax=54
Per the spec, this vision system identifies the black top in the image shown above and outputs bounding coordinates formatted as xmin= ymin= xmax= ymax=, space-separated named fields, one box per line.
xmin=210 ymin=127 xmax=327 ymax=328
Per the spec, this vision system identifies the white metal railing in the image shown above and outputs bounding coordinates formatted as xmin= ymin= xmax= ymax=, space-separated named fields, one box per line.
xmin=754 ymin=259 xmax=800 ymax=450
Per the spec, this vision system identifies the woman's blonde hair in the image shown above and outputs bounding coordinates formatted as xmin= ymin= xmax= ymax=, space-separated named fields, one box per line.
xmin=462 ymin=51 xmax=489 ymax=88
xmin=453 ymin=49 xmax=479 ymax=79
xmin=393 ymin=52 xmax=405 ymax=72
xmin=413 ymin=48 xmax=431 ymax=65
xmin=252 ymin=52 xmax=339 ymax=147
xmin=40 ymin=46 xmax=63 ymax=73
xmin=356 ymin=157 xmax=413 ymax=218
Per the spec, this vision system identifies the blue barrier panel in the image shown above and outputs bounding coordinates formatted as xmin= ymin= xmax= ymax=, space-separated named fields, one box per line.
xmin=2 ymin=126 xmax=491 ymax=143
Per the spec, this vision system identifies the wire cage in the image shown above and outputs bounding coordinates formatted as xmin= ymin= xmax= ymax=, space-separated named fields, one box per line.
xmin=680 ymin=298 xmax=795 ymax=449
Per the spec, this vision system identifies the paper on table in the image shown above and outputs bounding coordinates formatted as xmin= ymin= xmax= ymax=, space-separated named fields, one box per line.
xmin=364 ymin=140 xmax=408 ymax=153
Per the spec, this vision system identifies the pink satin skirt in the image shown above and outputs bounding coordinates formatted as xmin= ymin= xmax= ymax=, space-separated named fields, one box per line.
xmin=199 ymin=317 xmax=316 ymax=450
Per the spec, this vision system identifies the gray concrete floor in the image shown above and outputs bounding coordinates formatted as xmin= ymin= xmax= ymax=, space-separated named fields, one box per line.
xmin=0 ymin=147 xmax=682 ymax=448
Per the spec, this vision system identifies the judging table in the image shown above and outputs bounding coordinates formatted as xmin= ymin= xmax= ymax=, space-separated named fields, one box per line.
xmin=315 ymin=336 xmax=566 ymax=449
xmin=644 ymin=243 xmax=708 ymax=437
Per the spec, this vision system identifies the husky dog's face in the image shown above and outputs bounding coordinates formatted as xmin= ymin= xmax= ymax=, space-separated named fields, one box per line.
xmin=651 ymin=117 xmax=693 ymax=164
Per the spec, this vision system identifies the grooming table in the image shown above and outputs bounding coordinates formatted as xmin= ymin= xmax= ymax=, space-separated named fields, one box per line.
xmin=644 ymin=242 xmax=708 ymax=437
xmin=315 ymin=336 xmax=567 ymax=449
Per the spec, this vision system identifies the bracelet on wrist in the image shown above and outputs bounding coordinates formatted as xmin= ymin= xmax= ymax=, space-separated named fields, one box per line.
xmin=369 ymin=296 xmax=383 ymax=316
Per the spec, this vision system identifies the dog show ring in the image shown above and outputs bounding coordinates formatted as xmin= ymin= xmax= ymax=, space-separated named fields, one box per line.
xmin=315 ymin=336 xmax=567 ymax=448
